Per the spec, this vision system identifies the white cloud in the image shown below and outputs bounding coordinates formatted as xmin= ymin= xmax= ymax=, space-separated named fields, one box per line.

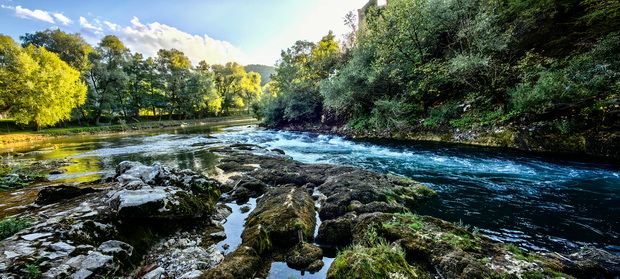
xmin=103 ymin=21 xmax=120 ymax=31
xmin=130 ymin=16 xmax=146 ymax=31
xmin=114 ymin=17 xmax=246 ymax=65
xmin=2 ymin=5 xmax=73 ymax=26
xmin=8 ymin=5 xmax=55 ymax=23
xmin=53 ymin=13 xmax=72 ymax=26
xmin=79 ymin=16 xmax=103 ymax=31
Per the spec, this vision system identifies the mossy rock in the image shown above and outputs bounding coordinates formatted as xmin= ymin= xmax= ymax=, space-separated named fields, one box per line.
xmin=316 ymin=217 xmax=354 ymax=245
xmin=351 ymin=213 xmax=572 ymax=279
xmin=242 ymin=186 xmax=316 ymax=249
xmin=327 ymin=241 xmax=429 ymax=279
xmin=285 ymin=242 xmax=323 ymax=270
xmin=200 ymin=246 xmax=263 ymax=279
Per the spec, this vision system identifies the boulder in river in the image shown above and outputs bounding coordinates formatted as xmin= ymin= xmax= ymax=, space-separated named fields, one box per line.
xmin=106 ymin=161 xmax=221 ymax=219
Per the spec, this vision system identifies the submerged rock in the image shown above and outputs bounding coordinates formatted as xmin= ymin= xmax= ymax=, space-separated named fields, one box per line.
xmin=35 ymin=184 xmax=99 ymax=205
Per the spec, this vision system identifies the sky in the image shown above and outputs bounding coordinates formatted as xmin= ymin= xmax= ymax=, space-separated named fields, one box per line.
xmin=0 ymin=0 xmax=370 ymax=66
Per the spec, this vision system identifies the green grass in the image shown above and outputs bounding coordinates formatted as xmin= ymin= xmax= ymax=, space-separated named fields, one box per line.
xmin=0 ymin=217 xmax=32 ymax=240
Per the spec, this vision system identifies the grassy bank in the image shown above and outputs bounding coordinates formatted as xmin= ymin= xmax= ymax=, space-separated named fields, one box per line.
xmin=0 ymin=116 xmax=258 ymax=146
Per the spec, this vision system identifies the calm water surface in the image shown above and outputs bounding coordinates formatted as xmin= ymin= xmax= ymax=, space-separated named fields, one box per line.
xmin=2 ymin=124 xmax=619 ymax=267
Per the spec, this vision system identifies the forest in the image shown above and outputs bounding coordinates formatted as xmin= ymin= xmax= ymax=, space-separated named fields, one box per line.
xmin=0 ymin=30 xmax=268 ymax=130
xmin=258 ymin=0 xmax=620 ymax=139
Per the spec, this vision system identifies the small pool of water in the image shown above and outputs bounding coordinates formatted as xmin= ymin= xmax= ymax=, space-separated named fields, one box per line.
xmin=217 ymin=198 xmax=258 ymax=252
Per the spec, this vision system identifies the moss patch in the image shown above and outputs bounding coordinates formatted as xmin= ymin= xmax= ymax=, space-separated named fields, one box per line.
xmin=328 ymin=239 xmax=428 ymax=279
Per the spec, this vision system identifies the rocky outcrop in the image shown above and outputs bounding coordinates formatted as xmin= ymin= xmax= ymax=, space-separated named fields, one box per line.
xmin=107 ymin=161 xmax=221 ymax=219
xmin=325 ymin=212 xmax=620 ymax=279
xmin=201 ymin=145 xmax=439 ymax=277
xmin=0 ymin=161 xmax=222 ymax=279
xmin=215 ymin=145 xmax=437 ymax=220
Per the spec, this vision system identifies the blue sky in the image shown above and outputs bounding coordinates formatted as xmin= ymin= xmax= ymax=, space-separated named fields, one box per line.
xmin=0 ymin=0 xmax=369 ymax=66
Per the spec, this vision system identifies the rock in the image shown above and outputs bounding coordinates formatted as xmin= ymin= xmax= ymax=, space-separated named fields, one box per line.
xmin=546 ymin=248 xmax=620 ymax=278
xmin=106 ymin=161 xmax=221 ymax=219
xmin=315 ymin=216 xmax=354 ymax=245
xmin=327 ymin=241 xmax=426 ymax=279
xmin=98 ymin=240 xmax=133 ymax=260
xmin=42 ymin=264 xmax=71 ymax=279
xmin=308 ymin=260 xmax=324 ymax=273
xmin=210 ymin=231 xmax=226 ymax=238
xmin=317 ymin=170 xmax=437 ymax=220
xmin=202 ymin=246 xmax=263 ymax=279
xmin=35 ymin=185 xmax=98 ymax=205
xmin=70 ymin=269 xmax=93 ymax=279
xmin=143 ymin=267 xmax=165 ymax=279
xmin=21 ymin=232 xmax=53 ymax=241
xmin=48 ymin=242 xmax=76 ymax=259
xmin=212 ymin=204 xmax=232 ymax=221
xmin=178 ymin=270 xmax=203 ymax=278
xmin=214 ymin=150 xmax=436 ymax=220
xmin=241 ymin=186 xmax=316 ymax=252
xmin=81 ymin=251 xmax=116 ymax=273
xmin=285 ymin=242 xmax=323 ymax=270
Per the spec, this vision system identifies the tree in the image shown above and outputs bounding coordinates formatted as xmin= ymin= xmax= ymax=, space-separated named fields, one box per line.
xmin=0 ymin=35 xmax=87 ymax=130
xmin=212 ymin=62 xmax=247 ymax=115
xmin=83 ymin=35 xmax=130 ymax=125
xmin=20 ymin=29 xmax=94 ymax=73
xmin=264 ymin=32 xmax=342 ymax=126
xmin=240 ymin=72 xmax=262 ymax=114
xmin=156 ymin=48 xmax=192 ymax=119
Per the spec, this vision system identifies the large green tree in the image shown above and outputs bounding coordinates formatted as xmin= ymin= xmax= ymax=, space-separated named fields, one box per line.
xmin=20 ymin=29 xmax=94 ymax=73
xmin=83 ymin=35 xmax=130 ymax=125
xmin=263 ymin=32 xmax=341 ymax=126
xmin=0 ymin=35 xmax=87 ymax=130
xmin=156 ymin=48 xmax=192 ymax=119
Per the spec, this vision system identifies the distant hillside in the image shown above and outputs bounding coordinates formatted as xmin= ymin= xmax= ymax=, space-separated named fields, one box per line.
xmin=245 ymin=64 xmax=276 ymax=86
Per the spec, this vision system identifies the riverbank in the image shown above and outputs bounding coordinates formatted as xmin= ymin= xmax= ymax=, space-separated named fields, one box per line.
xmin=278 ymin=123 xmax=620 ymax=162
xmin=0 ymin=116 xmax=259 ymax=148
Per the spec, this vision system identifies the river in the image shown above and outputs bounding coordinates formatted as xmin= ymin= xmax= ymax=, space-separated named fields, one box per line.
xmin=2 ymin=124 xmax=619 ymax=260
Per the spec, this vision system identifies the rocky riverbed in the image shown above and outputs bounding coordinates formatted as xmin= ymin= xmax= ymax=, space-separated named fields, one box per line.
xmin=0 ymin=144 xmax=618 ymax=278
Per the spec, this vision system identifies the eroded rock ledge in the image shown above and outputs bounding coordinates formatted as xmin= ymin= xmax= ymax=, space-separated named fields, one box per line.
xmin=0 ymin=144 xmax=618 ymax=279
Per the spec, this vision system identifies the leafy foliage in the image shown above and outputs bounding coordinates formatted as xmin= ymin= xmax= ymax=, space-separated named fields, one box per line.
xmin=0 ymin=217 xmax=32 ymax=240
xmin=0 ymin=35 xmax=87 ymax=130
xmin=260 ymin=0 xmax=620 ymax=135
xmin=261 ymin=32 xmax=341 ymax=126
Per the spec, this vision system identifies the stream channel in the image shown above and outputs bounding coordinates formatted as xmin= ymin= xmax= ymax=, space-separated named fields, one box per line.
xmin=1 ymin=123 xmax=619 ymax=278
